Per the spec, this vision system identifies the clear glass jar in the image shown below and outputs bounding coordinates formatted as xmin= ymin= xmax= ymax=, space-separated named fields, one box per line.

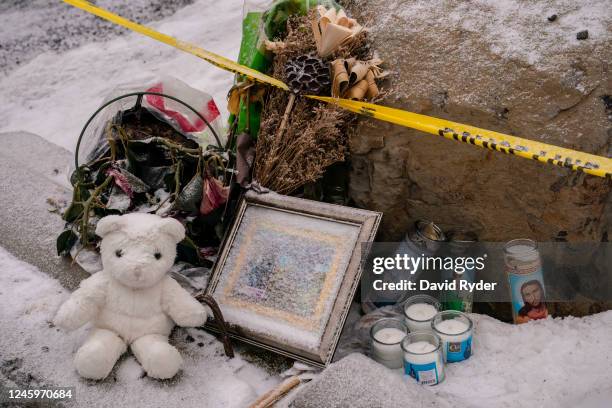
xmin=401 ymin=332 xmax=445 ymax=385
xmin=369 ymin=318 xmax=408 ymax=369
xmin=504 ymin=239 xmax=541 ymax=272
xmin=431 ymin=310 xmax=473 ymax=363
xmin=441 ymin=230 xmax=479 ymax=312
xmin=504 ymin=239 xmax=548 ymax=324
xmin=403 ymin=294 xmax=441 ymax=333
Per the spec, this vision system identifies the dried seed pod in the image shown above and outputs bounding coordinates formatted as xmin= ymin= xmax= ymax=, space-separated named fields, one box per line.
xmin=284 ymin=53 xmax=331 ymax=95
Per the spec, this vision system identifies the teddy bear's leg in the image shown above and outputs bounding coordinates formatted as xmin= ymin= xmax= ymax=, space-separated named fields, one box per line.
xmin=74 ymin=328 xmax=126 ymax=380
xmin=131 ymin=334 xmax=183 ymax=379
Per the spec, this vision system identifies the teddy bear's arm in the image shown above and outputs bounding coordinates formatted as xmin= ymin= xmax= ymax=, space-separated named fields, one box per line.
xmin=53 ymin=272 xmax=108 ymax=331
xmin=161 ymin=277 xmax=211 ymax=327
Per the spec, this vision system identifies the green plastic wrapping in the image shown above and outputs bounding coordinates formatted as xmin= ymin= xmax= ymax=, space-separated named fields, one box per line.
xmin=231 ymin=0 xmax=340 ymax=140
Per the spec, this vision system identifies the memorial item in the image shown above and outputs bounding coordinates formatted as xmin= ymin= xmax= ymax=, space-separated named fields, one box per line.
xmin=311 ymin=5 xmax=363 ymax=57
xmin=57 ymin=78 xmax=230 ymax=285
xmin=431 ymin=311 xmax=473 ymax=363
xmin=370 ymin=318 xmax=408 ymax=369
xmin=254 ymin=5 xmax=383 ymax=195
xmin=205 ymin=191 xmax=381 ymax=366
xmin=53 ymin=213 xmax=211 ymax=380
xmin=403 ymin=294 xmax=441 ymax=333
xmin=331 ymin=57 xmax=384 ymax=99
xmin=441 ymin=231 xmax=479 ymax=313
xmin=401 ymin=332 xmax=445 ymax=385
xmin=364 ymin=220 xmax=446 ymax=311
xmin=285 ymin=53 xmax=331 ymax=95
xmin=504 ymin=239 xmax=549 ymax=324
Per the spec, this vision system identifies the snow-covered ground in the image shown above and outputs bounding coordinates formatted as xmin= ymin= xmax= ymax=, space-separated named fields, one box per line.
xmin=2 ymin=245 xmax=611 ymax=407
xmin=0 ymin=246 xmax=280 ymax=407
xmin=0 ymin=0 xmax=242 ymax=151
xmin=0 ymin=2 xmax=271 ymax=406
xmin=0 ymin=0 xmax=195 ymax=74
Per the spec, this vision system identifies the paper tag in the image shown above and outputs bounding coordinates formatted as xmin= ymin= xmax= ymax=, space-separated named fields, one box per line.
xmin=404 ymin=361 xmax=440 ymax=385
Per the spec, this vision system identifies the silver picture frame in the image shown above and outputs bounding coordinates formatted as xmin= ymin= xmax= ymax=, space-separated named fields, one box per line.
xmin=205 ymin=191 xmax=381 ymax=367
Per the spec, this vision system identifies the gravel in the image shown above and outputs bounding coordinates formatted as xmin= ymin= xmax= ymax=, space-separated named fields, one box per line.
xmin=0 ymin=0 xmax=195 ymax=74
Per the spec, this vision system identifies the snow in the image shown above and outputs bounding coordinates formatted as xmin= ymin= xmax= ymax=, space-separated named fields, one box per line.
xmin=0 ymin=0 xmax=243 ymax=151
xmin=0 ymin=0 xmax=195 ymax=74
xmin=437 ymin=313 xmax=612 ymax=407
xmin=0 ymin=5 xmax=274 ymax=403
xmin=5 ymin=231 xmax=606 ymax=406
xmin=297 ymin=308 xmax=612 ymax=408
xmin=446 ymin=0 xmax=611 ymax=66
xmin=0 ymin=246 xmax=280 ymax=407
xmin=367 ymin=0 xmax=611 ymax=68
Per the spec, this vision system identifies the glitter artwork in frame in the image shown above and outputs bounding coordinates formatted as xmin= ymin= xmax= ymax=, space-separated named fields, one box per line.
xmin=205 ymin=191 xmax=381 ymax=366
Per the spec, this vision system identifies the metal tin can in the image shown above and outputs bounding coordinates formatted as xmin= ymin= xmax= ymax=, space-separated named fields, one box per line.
xmin=406 ymin=220 xmax=447 ymax=254
xmin=395 ymin=220 xmax=446 ymax=303
xmin=504 ymin=239 xmax=548 ymax=324
xmin=362 ymin=220 xmax=446 ymax=314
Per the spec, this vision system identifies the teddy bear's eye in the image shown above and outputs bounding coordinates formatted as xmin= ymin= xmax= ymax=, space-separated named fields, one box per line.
xmin=154 ymin=252 xmax=162 ymax=260
xmin=115 ymin=249 xmax=123 ymax=258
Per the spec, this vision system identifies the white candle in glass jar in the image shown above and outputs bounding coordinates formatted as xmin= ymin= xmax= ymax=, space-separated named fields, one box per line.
xmin=432 ymin=311 xmax=473 ymax=363
xmin=402 ymin=333 xmax=445 ymax=385
xmin=405 ymin=340 xmax=436 ymax=354
xmin=370 ymin=318 xmax=408 ymax=369
xmin=403 ymin=295 xmax=440 ymax=333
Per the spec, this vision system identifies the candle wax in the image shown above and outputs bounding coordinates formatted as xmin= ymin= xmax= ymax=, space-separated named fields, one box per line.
xmin=405 ymin=303 xmax=438 ymax=321
xmin=435 ymin=318 xmax=469 ymax=335
xmin=371 ymin=327 xmax=406 ymax=369
xmin=405 ymin=340 xmax=436 ymax=354
xmin=374 ymin=327 xmax=406 ymax=344
xmin=506 ymin=244 xmax=538 ymax=260
xmin=404 ymin=302 xmax=438 ymax=332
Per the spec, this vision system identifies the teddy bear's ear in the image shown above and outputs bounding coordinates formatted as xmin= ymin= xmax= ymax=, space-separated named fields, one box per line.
xmin=158 ymin=217 xmax=185 ymax=244
xmin=96 ymin=215 xmax=124 ymax=238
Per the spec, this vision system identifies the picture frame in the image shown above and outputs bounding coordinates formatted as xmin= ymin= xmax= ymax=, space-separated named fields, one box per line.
xmin=205 ymin=191 xmax=381 ymax=367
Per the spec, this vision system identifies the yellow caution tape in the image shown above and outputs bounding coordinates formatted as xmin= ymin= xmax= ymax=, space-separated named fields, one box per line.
xmin=62 ymin=0 xmax=289 ymax=91
xmin=63 ymin=0 xmax=612 ymax=179
xmin=310 ymin=97 xmax=612 ymax=178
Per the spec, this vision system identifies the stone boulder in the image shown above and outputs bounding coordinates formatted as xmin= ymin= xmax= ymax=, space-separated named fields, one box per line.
xmin=346 ymin=0 xmax=611 ymax=242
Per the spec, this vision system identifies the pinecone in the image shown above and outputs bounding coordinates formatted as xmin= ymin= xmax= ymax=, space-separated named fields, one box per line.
xmin=284 ymin=53 xmax=331 ymax=95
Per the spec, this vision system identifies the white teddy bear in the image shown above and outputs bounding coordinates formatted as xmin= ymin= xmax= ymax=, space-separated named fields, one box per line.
xmin=54 ymin=213 xmax=210 ymax=380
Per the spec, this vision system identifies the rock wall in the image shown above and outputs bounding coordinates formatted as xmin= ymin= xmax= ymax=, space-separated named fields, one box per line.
xmin=346 ymin=0 xmax=611 ymax=242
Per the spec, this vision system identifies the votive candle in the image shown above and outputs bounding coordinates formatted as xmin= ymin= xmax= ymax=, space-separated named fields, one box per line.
xmin=432 ymin=310 xmax=473 ymax=363
xmin=370 ymin=318 xmax=408 ymax=369
xmin=403 ymin=294 xmax=441 ymax=333
xmin=401 ymin=332 xmax=445 ymax=385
